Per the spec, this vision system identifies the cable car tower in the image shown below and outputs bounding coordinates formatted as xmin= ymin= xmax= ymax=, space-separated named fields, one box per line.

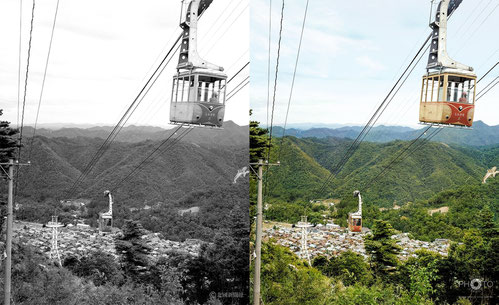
xmin=419 ymin=0 xmax=477 ymax=127
xmin=296 ymin=216 xmax=313 ymax=265
xmin=46 ymin=216 xmax=63 ymax=266
xmin=170 ymin=0 xmax=227 ymax=128
xmin=99 ymin=190 xmax=113 ymax=233
xmin=348 ymin=190 xmax=362 ymax=233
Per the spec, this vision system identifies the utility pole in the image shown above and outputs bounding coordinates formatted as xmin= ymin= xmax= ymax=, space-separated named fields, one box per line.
xmin=1 ymin=159 xmax=30 ymax=305
xmin=250 ymin=159 xmax=279 ymax=305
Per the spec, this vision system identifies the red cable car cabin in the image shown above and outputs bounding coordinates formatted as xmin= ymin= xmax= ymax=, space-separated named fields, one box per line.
xmin=170 ymin=69 xmax=227 ymax=127
xmin=348 ymin=213 xmax=362 ymax=232
xmin=419 ymin=71 xmax=476 ymax=127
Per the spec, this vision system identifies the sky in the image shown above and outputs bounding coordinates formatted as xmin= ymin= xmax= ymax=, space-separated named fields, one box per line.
xmin=0 ymin=0 xmax=249 ymax=128
xmin=250 ymin=0 xmax=499 ymax=128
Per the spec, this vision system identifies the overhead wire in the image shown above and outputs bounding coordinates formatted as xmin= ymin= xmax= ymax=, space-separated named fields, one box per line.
xmin=70 ymin=24 xmax=249 ymax=198
xmin=28 ymin=0 xmax=61 ymax=161
xmin=14 ymin=0 xmax=35 ymax=202
xmin=315 ymin=5 xmax=473 ymax=197
xmin=265 ymin=0 xmax=285 ymax=163
xmin=66 ymin=35 xmax=182 ymax=198
xmin=263 ymin=0 xmax=285 ymax=200
xmin=360 ymin=57 xmax=499 ymax=191
xmin=476 ymin=77 xmax=499 ymax=100
xmin=266 ymin=0 xmax=273 ymax=132
xmin=276 ymin=0 xmax=309 ymax=162
xmin=66 ymin=3 xmax=229 ymax=197
xmin=316 ymin=35 xmax=432 ymax=196
xmin=227 ymin=79 xmax=250 ymax=102
xmin=362 ymin=125 xmax=432 ymax=190
xmin=109 ymin=124 xmax=185 ymax=192
xmin=203 ymin=2 xmax=248 ymax=56
xmin=17 ymin=0 xmax=36 ymax=162
xmin=17 ymin=0 xmax=23 ymax=130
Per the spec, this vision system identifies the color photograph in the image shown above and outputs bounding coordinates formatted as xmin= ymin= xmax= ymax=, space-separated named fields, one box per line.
xmin=250 ymin=0 xmax=498 ymax=304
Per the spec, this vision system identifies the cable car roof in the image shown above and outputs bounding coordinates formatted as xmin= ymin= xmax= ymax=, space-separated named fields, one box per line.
xmin=425 ymin=68 xmax=476 ymax=78
xmin=176 ymin=68 xmax=227 ymax=79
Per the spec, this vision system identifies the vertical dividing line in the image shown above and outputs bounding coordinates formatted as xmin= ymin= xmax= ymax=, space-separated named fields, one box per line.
xmin=265 ymin=0 xmax=272 ymax=132
xmin=17 ymin=0 xmax=23 ymax=130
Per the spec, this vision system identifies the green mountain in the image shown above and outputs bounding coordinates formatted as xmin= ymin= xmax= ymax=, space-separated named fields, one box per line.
xmin=1 ymin=125 xmax=249 ymax=242
xmin=266 ymin=136 xmax=494 ymax=207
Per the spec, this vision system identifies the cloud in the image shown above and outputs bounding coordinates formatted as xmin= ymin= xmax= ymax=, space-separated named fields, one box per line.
xmin=356 ymin=55 xmax=386 ymax=73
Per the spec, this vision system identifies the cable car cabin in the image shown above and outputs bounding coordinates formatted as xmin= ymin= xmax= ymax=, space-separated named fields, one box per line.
xmin=348 ymin=213 xmax=362 ymax=232
xmin=419 ymin=71 xmax=476 ymax=127
xmin=170 ymin=69 xmax=227 ymax=127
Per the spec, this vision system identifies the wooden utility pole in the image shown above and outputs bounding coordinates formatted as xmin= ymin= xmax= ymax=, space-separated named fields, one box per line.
xmin=250 ymin=159 xmax=279 ymax=305
xmin=2 ymin=159 xmax=14 ymax=305
xmin=253 ymin=159 xmax=263 ymax=305
xmin=1 ymin=159 xmax=30 ymax=305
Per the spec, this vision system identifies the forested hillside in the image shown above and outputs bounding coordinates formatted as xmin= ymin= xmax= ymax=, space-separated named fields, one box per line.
xmin=265 ymin=136 xmax=493 ymax=206
xmin=1 ymin=123 xmax=249 ymax=304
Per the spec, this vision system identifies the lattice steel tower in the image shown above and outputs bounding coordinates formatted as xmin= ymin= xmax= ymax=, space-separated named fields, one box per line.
xmin=296 ymin=216 xmax=313 ymax=265
xmin=46 ymin=216 xmax=63 ymax=266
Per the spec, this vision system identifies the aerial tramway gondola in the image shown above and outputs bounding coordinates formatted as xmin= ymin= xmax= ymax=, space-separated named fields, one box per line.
xmin=419 ymin=0 xmax=477 ymax=127
xmin=170 ymin=0 xmax=227 ymax=128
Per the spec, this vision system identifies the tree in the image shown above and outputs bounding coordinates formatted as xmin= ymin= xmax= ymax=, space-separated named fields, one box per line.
xmin=114 ymin=220 xmax=152 ymax=282
xmin=249 ymin=110 xmax=268 ymax=163
xmin=0 ymin=109 xmax=19 ymax=163
xmin=364 ymin=220 xmax=401 ymax=279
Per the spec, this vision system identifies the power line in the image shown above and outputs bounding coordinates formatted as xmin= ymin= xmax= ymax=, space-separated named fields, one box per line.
xmin=226 ymin=76 xmax=249 ymax=97
xmin=277 ymin=0 xmax=309 ymax=162
xmin=266 ymin=0 xmax=273 ymax=140
xmin=477 ymin=77 xmax=499 ymax=101
xmin=362 ymin=125 xmax=432 ymax=190
xmin=14 ymin=0 xmax=35 ymax=202
xmin=110 ymin=124 xmax=186 ymax=192
xmin=66 ymin=35 xmax=182 ymax=198
xmin=265 ymin=0 xmax=285 ymax=163
xmin=263 ymin=0 xmax=285 ymax=200
xmin=227 ymin=79 xmax=249 ymax=102
xmin=28 ymin=0 xmax=61 ymax=161
xmin=17 ymin=0 xmax=23 ymax=130
xmin=17 ymin=0 xmax=36 ymax=161
xmin=317 ymin=34 xmax=432 ymax=196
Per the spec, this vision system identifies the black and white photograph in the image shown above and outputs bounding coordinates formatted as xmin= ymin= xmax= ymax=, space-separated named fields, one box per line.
xmin=0 ymin=0 xmax=249 ymax=304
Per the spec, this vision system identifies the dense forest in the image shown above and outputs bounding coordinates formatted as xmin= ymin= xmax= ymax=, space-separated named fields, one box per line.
xmin=250 ymin=118 xmax=499 ymax=304
xmin=0 ymin=113 xmax=249 ymax=305
xmin=254 ymin=217 xmax=498 ymax=304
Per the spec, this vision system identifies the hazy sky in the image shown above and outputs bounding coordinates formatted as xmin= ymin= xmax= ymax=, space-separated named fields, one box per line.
xmin=0 ymin=0 xmax=249 ymax=128
xmin=250 ymin=0 xmax=499 ymax=128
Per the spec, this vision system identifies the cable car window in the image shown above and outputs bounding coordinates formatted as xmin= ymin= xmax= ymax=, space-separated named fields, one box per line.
xmin=422 ymin=77 xmax=428 ymax=102
xmin=196 ymin=75 xmax=226 ymax=104
xmin=172 ymin=78 xmax=178 ymax=103
xmin=188 ymin=75 xmax=196 ymax=102
xmin=446 ymin=75 xmax=475 ymax=104
xmin=430 ymin=76 xmax=438 ymax=102
xmin=437 ymin=76 xmax=445 ymax=102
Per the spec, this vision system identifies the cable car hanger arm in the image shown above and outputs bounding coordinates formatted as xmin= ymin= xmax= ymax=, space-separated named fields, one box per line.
xmin=427 ymin=0 xmax=473 ymax=72
xmin=178 ymin=0 xmax=223 ymax=71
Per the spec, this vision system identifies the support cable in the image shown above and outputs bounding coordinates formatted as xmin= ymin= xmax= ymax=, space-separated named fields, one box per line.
xmin=28 ymin=0 xmax=60 ymax=161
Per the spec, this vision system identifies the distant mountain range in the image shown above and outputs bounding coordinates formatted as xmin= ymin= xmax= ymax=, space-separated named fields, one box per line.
xmin=271 ymin=120 xmax=499 ymax=146
xmin=22 ymin=121 xmax=248 ymax=146
xmin=7 ymin=122 xmax=248 ymax=211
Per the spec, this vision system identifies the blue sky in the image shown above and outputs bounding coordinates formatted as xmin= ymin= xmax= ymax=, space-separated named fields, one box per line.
xmin=250 ymin=0 xmax=499 ymax=127
xmin=0 ymin=0 xmax=249 ymax=127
